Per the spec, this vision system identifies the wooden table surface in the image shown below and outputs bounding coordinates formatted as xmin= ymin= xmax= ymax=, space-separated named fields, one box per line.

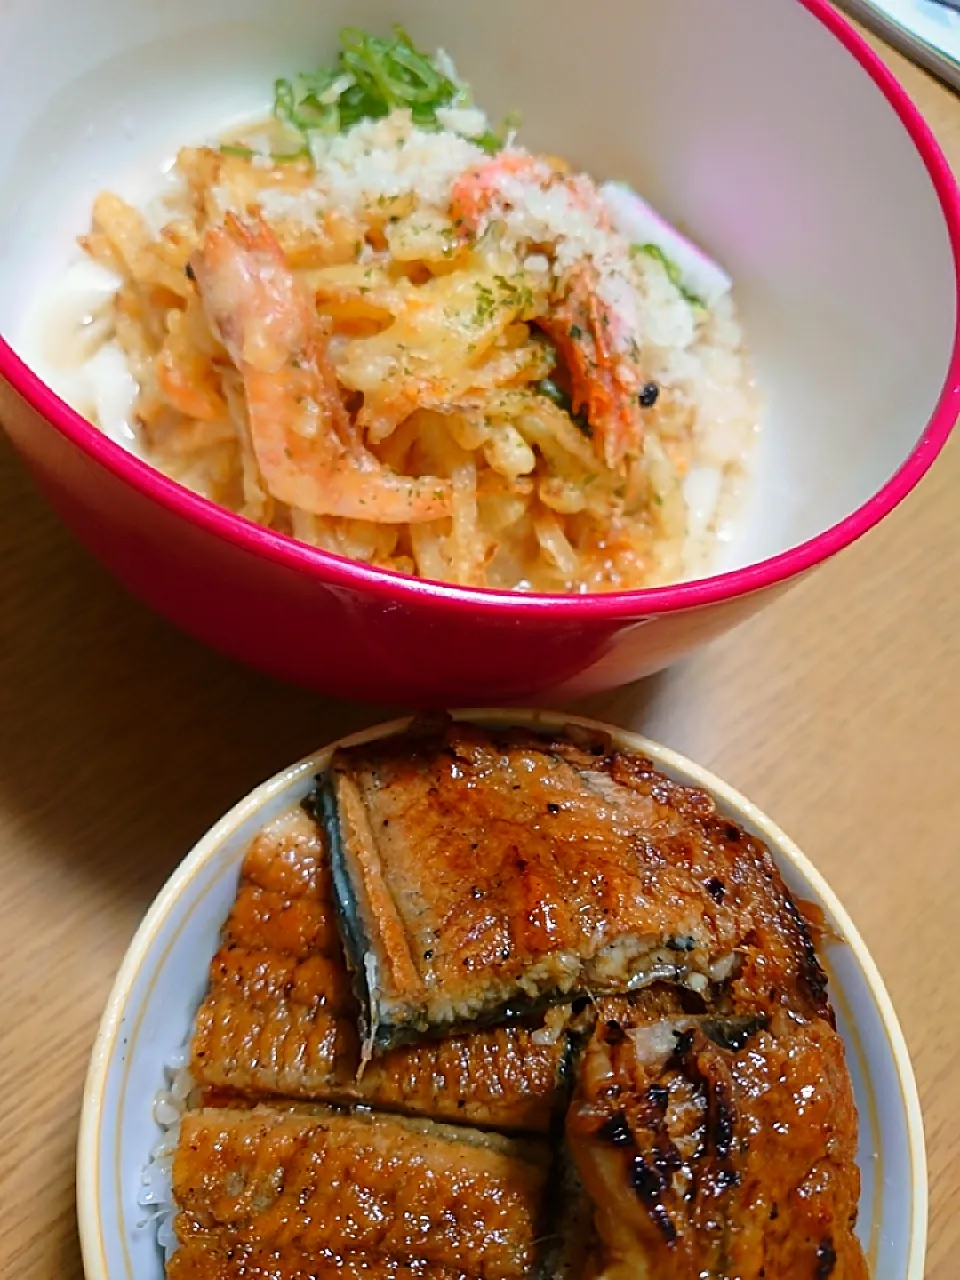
xmin=1 ymin=20 xmax=958 ymax=1280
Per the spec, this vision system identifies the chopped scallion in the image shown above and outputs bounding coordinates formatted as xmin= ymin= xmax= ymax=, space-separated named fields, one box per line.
xmin=276 ymin=26 xmax=461 ymax=140
xmin=536 ymin=378 xmax=592 ymax=437
xmin=633 ymin=242 xmax=704 ymax=309
xmin=219 ymin=142 xmax=309 ymax=163
xmin=274 ymin=26 xmax=518 ymax=156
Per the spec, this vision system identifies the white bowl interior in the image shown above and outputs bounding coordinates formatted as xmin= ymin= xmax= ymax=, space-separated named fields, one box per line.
xmin=0 ymin=0 xmax=955 ymax=578
xmin=78 ymin=711 xmax=925 ymax=1280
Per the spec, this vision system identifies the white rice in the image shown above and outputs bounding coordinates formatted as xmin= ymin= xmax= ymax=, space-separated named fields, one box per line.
xmin=139 ymin=1044 xmax=196 ymax=1262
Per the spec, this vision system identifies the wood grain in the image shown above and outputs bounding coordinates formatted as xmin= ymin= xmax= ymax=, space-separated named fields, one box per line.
xmin=0 ymin=18 xmax=958 ymax=1280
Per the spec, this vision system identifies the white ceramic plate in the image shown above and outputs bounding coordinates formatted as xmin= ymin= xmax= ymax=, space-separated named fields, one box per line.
xmin=77 ymin=711 xmax=926 ymax=1279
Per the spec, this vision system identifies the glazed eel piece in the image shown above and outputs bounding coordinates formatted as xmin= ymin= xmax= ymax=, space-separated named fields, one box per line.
xmin=166 ymin=1242 xmax=473 ymax=1280
xmin=189 ymin=806 xmax=571 ymax=1133
xmin=566 ymin=989 xmax=869 ymax=1279
xmin=166 ymin=1104 xmax=551 ymax=1280
xmin=323 ymin=717 xmax=831 ymax=1052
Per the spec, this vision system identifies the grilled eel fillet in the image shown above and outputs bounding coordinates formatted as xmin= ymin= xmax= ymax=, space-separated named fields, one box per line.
xmin=166 ymin=1105 xmax=550 ymax=1280
xmin=167 ymin=1243 xmax=475 ymax=1279
xmin=566 ymin=990 xmax=869 ymax=1279
xmin=190 ymin=808 xmax=570 ymax=1133
xmin=539 ymin=1149 xmax=600 ymax=1280
xmin=324 ymin=719 xmax=831 ymax=1051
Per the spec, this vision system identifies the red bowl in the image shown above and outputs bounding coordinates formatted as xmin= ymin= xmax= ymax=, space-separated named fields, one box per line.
xmin=1 ymin=0 xmax=958 ymax=706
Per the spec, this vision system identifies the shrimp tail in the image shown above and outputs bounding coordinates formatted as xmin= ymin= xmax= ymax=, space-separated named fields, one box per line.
xmin=539 ymin=269 xmax=645 ymax=471
xmin=192 ymin=213 xmax=451 ymax=524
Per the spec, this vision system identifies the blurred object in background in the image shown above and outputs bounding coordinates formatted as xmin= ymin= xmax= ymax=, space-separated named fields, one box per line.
xmin=839 ymin=0 xmax=960 ymax=89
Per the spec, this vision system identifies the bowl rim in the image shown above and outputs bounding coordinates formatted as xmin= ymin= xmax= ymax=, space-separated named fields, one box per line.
xmin=2 ymin=0 xmax=959 ymax=619
xmin=76 ymin=708 xmax=928 ymax=1280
